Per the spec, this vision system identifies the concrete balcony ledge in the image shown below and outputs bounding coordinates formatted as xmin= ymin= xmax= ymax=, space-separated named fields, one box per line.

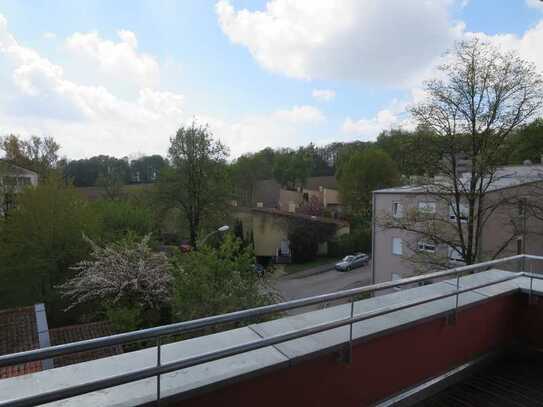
xmin=0 ymin=269 xmax=539 ymax=406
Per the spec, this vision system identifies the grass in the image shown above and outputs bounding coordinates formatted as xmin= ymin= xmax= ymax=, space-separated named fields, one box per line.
xmin=284 ymin=257 xmax=337 ymax=274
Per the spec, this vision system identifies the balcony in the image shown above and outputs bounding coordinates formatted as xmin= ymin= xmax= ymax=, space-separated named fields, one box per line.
xmin=1 ymin=255 xmax=543 ymax=406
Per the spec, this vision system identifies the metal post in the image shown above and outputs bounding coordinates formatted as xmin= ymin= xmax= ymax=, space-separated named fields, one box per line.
xmin=348 ymin=296 xmax=354 ymax=364
xmin=449 ymin=271 xmax=460 ymax=325
xmin=156 ymin=336 xmax=162 ymax=405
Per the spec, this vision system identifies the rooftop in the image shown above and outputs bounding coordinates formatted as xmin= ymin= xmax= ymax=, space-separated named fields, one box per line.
xmin=374 ymin=164 xmax=543 ymax=194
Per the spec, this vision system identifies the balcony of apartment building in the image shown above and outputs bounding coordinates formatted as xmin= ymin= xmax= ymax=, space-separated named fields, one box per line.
xmin=2 ymin=254 xmax=543 ymax=406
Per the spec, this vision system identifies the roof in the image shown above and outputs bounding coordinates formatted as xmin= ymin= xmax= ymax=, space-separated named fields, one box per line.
xmin=49 ymin=321 xmax=122 ymax=367
xmin=0 ymin=304 xmax=121 ymax=377
xmin=0 ymin=159 xmax=38 ymax=176
xmin=0 ymin=306 xmax=41 ymax=379
xmin=374 ymin=165 xmax=543 ymax=194
xmin=250 ymin=207 xmax=349 ymax=226
xmin=304 ymin=176 xmax=337 ymax=190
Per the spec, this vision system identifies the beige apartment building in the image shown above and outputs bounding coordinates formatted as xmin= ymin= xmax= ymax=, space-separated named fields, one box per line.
xmin=371 ymin=165 xmax=543 ymax=285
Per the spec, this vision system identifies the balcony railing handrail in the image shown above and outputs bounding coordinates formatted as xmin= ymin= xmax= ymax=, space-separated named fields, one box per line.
xmin=0 ymin=254 xmax=529 ymax=370
xmin=1 ymin=254 xmax=541 ymax=407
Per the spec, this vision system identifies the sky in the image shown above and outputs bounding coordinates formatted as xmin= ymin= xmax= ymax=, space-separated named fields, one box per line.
xmin=0 ymin=0 xmax=542 ymax=160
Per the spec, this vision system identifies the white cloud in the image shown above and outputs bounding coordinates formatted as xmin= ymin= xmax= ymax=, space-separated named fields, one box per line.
xmin=273 ymin=105 xmax=325 ymax=123
xmin=526 ymin=0 xmax=543 ymax=11
xmin=0 ymin=14 xmax=326 ymax=159
xmin=312 ymin=89 xmax=335 ymax=102
xmin=341 ymin=98 xmax=415 ymax=140
xmin=216 ymin=0 xmax=464 ymax=87
xmin=65 ymin=30 xmax=160 ymax=89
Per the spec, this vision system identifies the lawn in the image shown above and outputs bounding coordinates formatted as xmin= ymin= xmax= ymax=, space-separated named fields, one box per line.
xmin=284 ymin=257 xmax=338 ymax=274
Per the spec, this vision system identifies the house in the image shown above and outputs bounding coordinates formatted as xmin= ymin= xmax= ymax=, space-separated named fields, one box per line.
xmin=371 ymin=164 xmax=543 ymax=285
xmin=0 ymin=160 xmax=38 ymax=217
xmin=235 ymin=207 xmax=349 ymax=264
xmin=0 ymin=304 xmax=121 ymax=379
xmin=253 ymin=176 xmax=343 ymax=216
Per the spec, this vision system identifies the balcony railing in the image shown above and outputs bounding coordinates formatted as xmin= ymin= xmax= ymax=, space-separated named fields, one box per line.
xmin=1 ymin=254 xmax=543 ymax=407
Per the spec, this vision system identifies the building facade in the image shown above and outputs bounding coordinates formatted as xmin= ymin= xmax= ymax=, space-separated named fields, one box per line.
xmin=372 ymin=165 xmax=543 ymax=284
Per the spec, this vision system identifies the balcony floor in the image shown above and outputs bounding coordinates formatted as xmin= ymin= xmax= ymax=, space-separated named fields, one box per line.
xmin=417 ymin=350 xmax=543 ymax=406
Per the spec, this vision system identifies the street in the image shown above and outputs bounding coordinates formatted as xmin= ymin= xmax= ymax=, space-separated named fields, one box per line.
xmin=268 ymin=263 xmax=372 ymax=314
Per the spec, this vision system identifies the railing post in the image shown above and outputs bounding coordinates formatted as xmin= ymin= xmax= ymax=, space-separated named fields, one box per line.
xmin=156 ymin=336 xmax=162 ymax=405
xmin=448 ymin=270 xmax=460 ymax=325
xmin=348 ymin=296 xmax=354 ymax=364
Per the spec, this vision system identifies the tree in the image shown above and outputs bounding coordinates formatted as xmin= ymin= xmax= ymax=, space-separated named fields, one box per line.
xmin=0 ymin=134 xmax=60 ymax=175
xmin=338 ymin=148 xmax=400 ymax=220
xmin=507 ymin=118 xmax=543 ymax=164
xmin=0 ymin=174 xmax=100 ymax=324
xmin=58 ymin=235 xmax=173 ymax=329
xmin=287 ymin=217 xmax=337 ymax=263
xmin=129 ymin=155 xmax=166 ymax=183
xmin=230 ymin=149 xmax=275 ymax=205
xmin=158 ymin=122 xmax=230 ymax=248
xmin=272 ymin=148 xmax=312 ymax=189
xmin=379 ymin=38 xmax=543 ymax=268
xmin=172 ymin=234 xmax=273 ymax=322
xmin=65 ymin=155 xmax=130 ymax=187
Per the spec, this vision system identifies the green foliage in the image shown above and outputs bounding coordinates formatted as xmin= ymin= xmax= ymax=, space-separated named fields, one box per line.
xmin=272 ymin=148 xmax=312 ymax=188
xmin=337 ymin=148 xmax=400 ymax=219
xmin=287 ymin=218 xmax=336 ymax=263
xmin=65 ymin=155 xmax=130 ymax=187
xmin=172 ymin=234 xmax=273 ymax=322
xmin=507 ymin=118 xmax=543 ymax=164
xmin=0 ymin=175 xmax=99 ymax=325
xmin=158 ymin=122 xmax=231 ymax=247
xmin=328 ymin=228 xmax=371 ymax=258
xmin=0 ymin=134 xmax=60 ymax=176
xmin=92 ymin=200 xmax=154 ymax=242
xmin=105 ymin=305 xmax=142 ymax=333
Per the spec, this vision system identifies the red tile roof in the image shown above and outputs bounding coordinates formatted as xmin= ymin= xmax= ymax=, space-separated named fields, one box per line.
xmin=0 ymin=304 xmax=122 ymax=377
xmin=0 ymin=306 xmax=42 ymax=379
xmin=49 ymin=321 xmax=122 ymax=367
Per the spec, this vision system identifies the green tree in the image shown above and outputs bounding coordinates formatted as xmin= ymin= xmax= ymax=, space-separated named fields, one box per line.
xmin=157 ymin=122 xmax=230 ymax=248
xmin=338 ymin=148 xmax=400 ymax=219
xmin=0 ymin=175 xmax=99 ymax=324
xmin=272 ymin=148 xmax=311 ymax=189
xmin=172 ymin=234 xmax=273 ymax=322
xmin=92 ymin=200 xmax=154 ymax=242
xmin=0 ymin=134 xmax=60 ymax=176
xmin=507 ymin=118 xmax=543 ymax=164
xmin=287 ymin=218 xmax=337 ymax=263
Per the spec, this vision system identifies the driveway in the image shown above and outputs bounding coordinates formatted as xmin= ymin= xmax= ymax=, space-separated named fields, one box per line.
xmin=268 ymin=264 xmax=372 ymax=314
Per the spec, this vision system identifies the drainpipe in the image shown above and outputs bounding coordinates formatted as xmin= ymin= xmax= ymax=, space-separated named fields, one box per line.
xmin=34 ymin=303 xmax=54 ymax=370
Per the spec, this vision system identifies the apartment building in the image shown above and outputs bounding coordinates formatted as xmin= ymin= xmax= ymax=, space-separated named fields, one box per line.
xmin=372 ymin=164 xmax=543 ymax=284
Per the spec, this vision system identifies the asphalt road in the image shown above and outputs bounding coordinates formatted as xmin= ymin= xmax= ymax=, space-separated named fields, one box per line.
xmin=269 ymin=264 xmax=372 ymax=314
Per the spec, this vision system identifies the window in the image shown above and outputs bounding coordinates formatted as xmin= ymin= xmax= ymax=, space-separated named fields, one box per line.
xmin=418 ymin=201 xmax=436 ymax=214
xmin=417 ymin=240 xmax=436 ymax=253
xmin=392 ymin=237 xmax=402 ymax=255
xmin=449 ymin=202 xmax=468 ymax=222
xmin=392 ymin=202 xmax=403 ymax=218
xmin=17 ymin=177 xmax=31 ymax=186
xmin=448 ymin=246 xmax=465 ymax=264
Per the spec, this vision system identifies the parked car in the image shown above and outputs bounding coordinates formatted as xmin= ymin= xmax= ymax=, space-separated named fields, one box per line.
xmin=335 ymin=253 xmax=369 ymax=271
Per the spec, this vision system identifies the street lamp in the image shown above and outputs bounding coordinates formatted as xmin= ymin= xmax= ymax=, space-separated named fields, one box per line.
xmin=198 ymin=225 xmax=230 ymax=247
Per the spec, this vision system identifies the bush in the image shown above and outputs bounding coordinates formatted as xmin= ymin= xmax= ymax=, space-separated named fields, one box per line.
xmin=328 ymin=228 xmax=371 ymax=258
xmin=288 ymin=218 xmax=336 ymax=263
xmin=92 ymin=200 xmax=154 ymax=242
xmin=172 ymin=234 xmax=274 ymax=323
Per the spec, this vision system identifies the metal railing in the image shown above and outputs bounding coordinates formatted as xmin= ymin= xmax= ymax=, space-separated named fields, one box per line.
xmin=1 ymin=254 xmax=542 ymax=407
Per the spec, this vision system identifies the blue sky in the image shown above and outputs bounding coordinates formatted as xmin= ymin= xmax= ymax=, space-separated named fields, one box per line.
xmin=0 ymin=0 xmax=542 ymax=159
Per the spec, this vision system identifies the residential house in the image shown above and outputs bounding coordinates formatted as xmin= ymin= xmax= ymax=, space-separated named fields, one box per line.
xmin=253 ymin=175 xmax=342 ymax=216
xmin=371 ymin=164 xmax=543 ymax=285
xmin=0 ymin=160 xmax=39 ymax=217
xmin=235 ymin=207 xmax=349 ymax=264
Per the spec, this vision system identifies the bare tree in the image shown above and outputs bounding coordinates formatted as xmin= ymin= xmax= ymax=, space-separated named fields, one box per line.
xmin=378 ymin=38 xmax=543 ymax=270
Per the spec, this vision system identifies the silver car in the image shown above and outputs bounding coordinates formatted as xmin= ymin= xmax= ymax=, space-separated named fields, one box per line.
xmin=335 ymin=253 xmax=369 ymax=271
